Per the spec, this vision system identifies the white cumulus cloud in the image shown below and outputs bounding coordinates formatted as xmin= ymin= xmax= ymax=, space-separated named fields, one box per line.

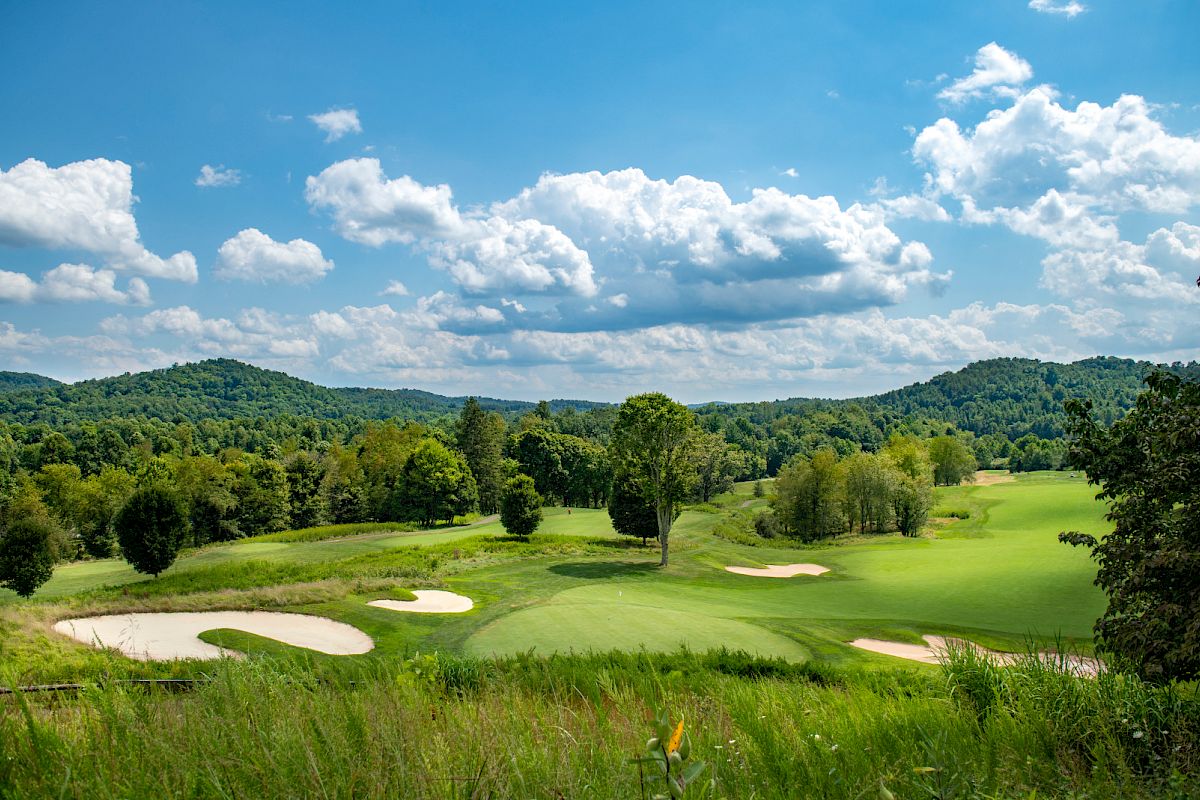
xmin=380 ymin=280 xmax=410 ymax=297
xmin=1029 ymin=0 xmax=1086 ymax=17
xmin=307 ymin=161 xmax=946 ymax=326
xmin=938 ymin=43 xmax=1033 ymax=104
xmin=215 ymin=229 xmax=334 ymax=284
xmin=0 ymin=263 xmax=150 ymax=305
xmin=308 ymin=108 xmax=362 ymax=142
xmin=0 ymin=158 xmax=197 ymax=281
xmin=195 ymin=164 xmax=241 ymax=188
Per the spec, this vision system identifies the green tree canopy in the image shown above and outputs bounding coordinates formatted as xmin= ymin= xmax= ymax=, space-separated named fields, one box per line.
xmin=499 ymin=474 xmax=543 ymax=539
xmin=608 ymin=472 xmax=660 ymax=546
xmin=0 ymin=515 xmax=60 ymax=597
xmin=392 ymin=439 xmax=478 ymax=527
xmin=928 ymin=435 xmax=977 ymax=486
xmin=114 ymin=484 xmax=188 ymax=577
xmin=456 ymin=398 xmax=506 ymax=514
xmin=1060 ymin=372 xmax=1200 ymax=682
xmin=610 ymin=393 xmax=698 ymax=566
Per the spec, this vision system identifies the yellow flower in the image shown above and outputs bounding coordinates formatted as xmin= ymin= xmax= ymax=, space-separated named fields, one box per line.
xmin=667 ymin=719 xmax=685 ymax=755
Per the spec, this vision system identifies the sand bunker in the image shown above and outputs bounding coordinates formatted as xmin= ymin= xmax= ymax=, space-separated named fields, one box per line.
xmin=53 ymin=611 xmax=374 ymax=661
xmin=973 ymin=471 xmax=1015 ymax=486
xmin=368 ymin=589 xmax=474 ymax=614
xmin=725 ymin=563 xmax=830 ymax=578
xmin=849 ymin=635 xmax=1099 ymax=675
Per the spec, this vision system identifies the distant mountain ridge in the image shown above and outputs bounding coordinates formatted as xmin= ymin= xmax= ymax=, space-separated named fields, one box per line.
xmin=0 ymin=358 xmax=605 ymax=427
xmin=0 ymin=355 xmax=1196 ymax=437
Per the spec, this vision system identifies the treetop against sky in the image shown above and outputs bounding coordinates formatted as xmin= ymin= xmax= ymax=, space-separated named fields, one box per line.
xmin=0 ymin=1 xmax=1198 ymax=402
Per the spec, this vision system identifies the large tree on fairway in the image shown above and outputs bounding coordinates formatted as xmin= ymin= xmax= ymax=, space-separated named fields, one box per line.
xmin=610 ymin=393 xmax=698 ymax=566
xmin=840 ymin=451 xmax=894 ymax=534
xmin=499 ymin=474 xmax=543 ymax=539
xmin=0 ymin=517 xmax=59 ymax=597
xmin=115 ymin=485 xmax=188 ymax=577
xmin=1059 ymin=372 xmax=1200 ymax=682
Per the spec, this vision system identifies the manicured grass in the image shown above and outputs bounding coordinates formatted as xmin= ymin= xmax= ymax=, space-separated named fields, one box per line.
xmin=461 ymin=473 xmax=1108 ymax=661
xmin=4 ymin=472 xmax=1110 ymax=676
xmin=11 ymin=507 xmax=617 ymax=601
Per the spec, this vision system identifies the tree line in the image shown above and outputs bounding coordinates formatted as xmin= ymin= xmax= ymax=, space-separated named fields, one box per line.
xmin=0 ymin=384 xmax=1050 ymax=596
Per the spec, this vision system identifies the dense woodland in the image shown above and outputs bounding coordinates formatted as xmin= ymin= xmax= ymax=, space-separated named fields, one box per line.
xmin=0 ymin=356 xmax=1195 ymax=590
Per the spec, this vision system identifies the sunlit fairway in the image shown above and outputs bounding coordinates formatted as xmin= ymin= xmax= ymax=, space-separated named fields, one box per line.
xmin=464 ymin=473 xmax=1107 ymax=662
xmin=2 ymin=472 xmax=1108 ymax=673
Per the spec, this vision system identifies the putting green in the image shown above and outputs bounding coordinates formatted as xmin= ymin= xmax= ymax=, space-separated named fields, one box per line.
xmin=466 ymin=600 xmax=809 ymax=660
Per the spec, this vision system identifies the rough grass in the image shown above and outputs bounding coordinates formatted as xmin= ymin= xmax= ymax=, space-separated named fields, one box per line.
xmin=2 ymin=650 xmax=1196 ymax=799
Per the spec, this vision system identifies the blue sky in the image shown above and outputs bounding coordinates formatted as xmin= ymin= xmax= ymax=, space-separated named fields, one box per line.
xmin=1 ymin=0 xmax=1198 ymax=401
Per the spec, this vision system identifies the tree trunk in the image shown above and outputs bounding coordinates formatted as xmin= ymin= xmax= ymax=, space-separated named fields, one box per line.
xmin=656 ymin=500 xmax=673 ymax=567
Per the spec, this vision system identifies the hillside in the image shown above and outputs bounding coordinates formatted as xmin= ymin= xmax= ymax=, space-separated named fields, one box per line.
xmin=858 ymin=356 xmax=1200 ymax=438
xmin=0 ymin=359 xmax=603 ymax=427
xmin=0 ymin=356 xmax=1196 ymax=438
xmin=0 ymin=371 xmax=62 ymax=393
xmin=690 ymin=356 xmax=1200 ymax=442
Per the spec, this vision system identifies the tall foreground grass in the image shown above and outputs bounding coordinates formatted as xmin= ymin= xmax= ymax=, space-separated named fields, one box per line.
xmin=2 ymin=649 xmax=1198 ymax=799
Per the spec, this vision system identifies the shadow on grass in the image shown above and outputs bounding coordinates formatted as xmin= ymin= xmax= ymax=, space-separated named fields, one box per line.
xmin=548 ymin=561 xmax=659 ymax=580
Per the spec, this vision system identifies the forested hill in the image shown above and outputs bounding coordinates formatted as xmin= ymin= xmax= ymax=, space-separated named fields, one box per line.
xmin=1 ymin=355 xmax=1197 ymax=437
xmin=696 ymin=356 xmax=1200 ymax=441
xmin=860 ymin=356 xmax=1200 ymax=438
xmin=0 ymin=359 xmax=602 ymax=426
xmin=0 ymin=372 xmax=62 ymax=393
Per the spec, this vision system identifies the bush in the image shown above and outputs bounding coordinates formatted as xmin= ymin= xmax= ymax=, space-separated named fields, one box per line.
xmin=753 ymin=512 xmax=780 ymax=539
xmin=932 ymin=507 xmax=971 ymax=520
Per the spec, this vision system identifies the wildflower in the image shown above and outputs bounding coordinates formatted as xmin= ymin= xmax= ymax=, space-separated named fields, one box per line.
xmin=667 ymin=720 xmax=685 ymax=754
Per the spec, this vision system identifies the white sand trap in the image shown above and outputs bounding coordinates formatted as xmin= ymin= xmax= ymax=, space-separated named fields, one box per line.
xmin=724 ymin=563 xmax=830 ymax=578
xmin=849 ymin=635 xmax=1100 ymax=675
xmin=53 ymin=611 xmax=374 ymax=661
xmin=368 ymin=589 xmax=474 ymax=614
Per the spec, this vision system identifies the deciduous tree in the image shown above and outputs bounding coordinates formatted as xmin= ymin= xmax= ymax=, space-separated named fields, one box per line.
xmin=610 ymin=393 xmax=698 ymax=566
xmin=499 ymin=474 xmax=542 ymax=539
xmin=115 ymin=485 xmax=188 ymax=577
xmin=928 ymin=435 xmax=977 ymax=486
xmin=1059 ymin=372 xmax=1200 ymax=681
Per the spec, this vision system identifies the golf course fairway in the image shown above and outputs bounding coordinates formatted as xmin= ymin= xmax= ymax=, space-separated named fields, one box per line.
xmin=9 ymin=472 xmax=1109 ymax=670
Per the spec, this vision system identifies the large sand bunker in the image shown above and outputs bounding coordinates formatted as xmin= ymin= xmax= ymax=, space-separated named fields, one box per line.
xmin=725 ymin=563 xmax=830 ymax=578
xmin=849 ymin=634 xmax=1099 ymax=675
xmin=368 ymin=589 xmax=474 ymax=613
xmin=53 ymin=611 xmax=374 ymax=661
